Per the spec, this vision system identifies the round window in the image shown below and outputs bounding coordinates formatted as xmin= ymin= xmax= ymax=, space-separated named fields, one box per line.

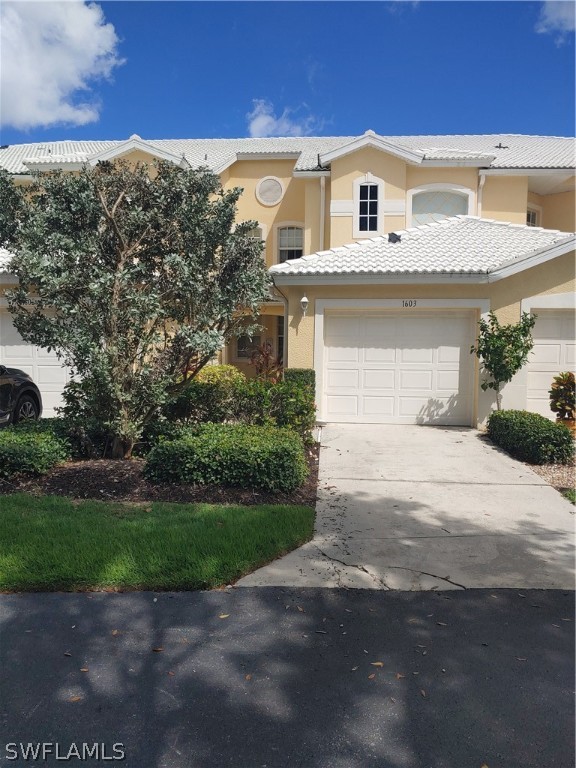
xmin=256 ymin=176 xmax=284 ymax=206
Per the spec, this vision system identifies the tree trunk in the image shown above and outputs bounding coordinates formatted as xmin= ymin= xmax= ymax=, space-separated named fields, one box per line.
xmin=110 ymin=435 xmax=135 ymax=459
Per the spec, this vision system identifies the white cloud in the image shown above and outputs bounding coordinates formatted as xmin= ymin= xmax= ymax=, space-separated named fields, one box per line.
xmin=247 ymin=100 xmax=322 ymax=138
xmin=536 ymin=1 xmax=575 ymax=43
xmin=0 ymin=1 xmax=123 ymax=130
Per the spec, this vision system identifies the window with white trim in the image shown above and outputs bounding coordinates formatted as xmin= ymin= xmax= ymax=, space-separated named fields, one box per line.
xmin=411 ymin=190 xmax=469 ymax=226
xmin=358 ymin=184 xmax=379 ymax=232
xmin=236 ymin=333 xmax=261 ymax=359
xmin=277 ymin=315 xmax=284 ymax=364
xmin=278 ymin=226 xmax=303 ymax=263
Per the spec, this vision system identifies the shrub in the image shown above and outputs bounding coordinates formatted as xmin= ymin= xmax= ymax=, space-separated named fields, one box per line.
xmin=0 ymin=426 xmax=69 ymax=479
xmin=284 ymin=368 xmax=316 ymax=389
xmin=549 ymin=372 xmax=575 ymax=420
xmin=487 ymin=410 xmax=574 ymax=465
xmin=269 ymin=381 xmax=316 ymax=444
xmin=164 ymin=365 xmax=246 ymax=424
xmin=143 ymin=423 xmax=308 ymax=492
xmin=13 ymin=416 xmax=110 ymax=459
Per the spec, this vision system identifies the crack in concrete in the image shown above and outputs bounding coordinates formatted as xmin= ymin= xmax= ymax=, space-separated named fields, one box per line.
xmin=314 ymin=546 xmax=466 ymax=590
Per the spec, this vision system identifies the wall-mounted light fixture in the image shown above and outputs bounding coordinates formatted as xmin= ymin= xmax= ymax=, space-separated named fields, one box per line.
xmin=300 ymin=295 xmax=309 ymax=317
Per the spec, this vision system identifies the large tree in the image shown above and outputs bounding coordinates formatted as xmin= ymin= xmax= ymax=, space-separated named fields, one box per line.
xmin=0 ymin=161 xmax=271 ymax=457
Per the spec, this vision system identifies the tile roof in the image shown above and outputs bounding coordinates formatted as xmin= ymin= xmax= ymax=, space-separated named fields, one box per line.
xmin=0 ymin=133 xmax=573 ymax=174
xmin=269 ymin=216 xmax=576 ymax=278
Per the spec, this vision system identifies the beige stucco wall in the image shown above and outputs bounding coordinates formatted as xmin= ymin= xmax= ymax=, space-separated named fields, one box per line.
xmin=481 ymin=176 xmax=528 ymax=223
xmin=542 ymin=191 xmax=575 ymax=232
xmin=406 ymin=167 xmax=479 ymax=195
xmin=224 ymin=159 xmax=306 ymax=268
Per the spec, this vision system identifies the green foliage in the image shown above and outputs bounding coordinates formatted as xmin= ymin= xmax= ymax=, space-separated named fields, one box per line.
xmin=284 ymin=368 xmax=316 ymax=389
xmin=1 ymin=162 xmax=271 ymax=457
xmin=470 ymin=311 xmax=536 ymax=409
xmin=143 ymin=423 xmax=308 ymax=492
xmin=12 ymin=414 xmax=111 ymax=459
xmin=487 ymin=410 xmax=574 ymax=465
xmin=0 ymin=426 xmax=69 ymax=479
xmin=549 ymin=372 xmax=575 ymax=420
xmin=162 ymin=376 xmax=317 ymax=444
xmin=195 ymin=364 xmax=246 ymax=386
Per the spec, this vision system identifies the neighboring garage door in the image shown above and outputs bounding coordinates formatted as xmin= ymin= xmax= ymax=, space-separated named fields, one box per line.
xmin=0 ymin=310 xmax=68 ymax=416
xmin=526 ymin=310 xmax=575 ymax=419
xmin=323 ymin=311 xmax=475 ymax=425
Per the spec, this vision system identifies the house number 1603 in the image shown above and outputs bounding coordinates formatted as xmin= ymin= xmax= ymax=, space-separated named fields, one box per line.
xmin=402 ymin=300 xmax=417 ymax=308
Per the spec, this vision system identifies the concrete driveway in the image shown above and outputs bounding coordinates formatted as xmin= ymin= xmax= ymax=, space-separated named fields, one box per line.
xmin=238 ymin=425 xmax=575 ymax=590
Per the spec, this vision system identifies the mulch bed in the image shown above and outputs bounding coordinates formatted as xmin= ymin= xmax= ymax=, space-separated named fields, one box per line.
xmin=0 ymin=444 xmax=320 ymax=507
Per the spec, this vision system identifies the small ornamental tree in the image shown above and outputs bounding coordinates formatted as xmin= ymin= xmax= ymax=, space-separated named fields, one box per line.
xmin=0 ymin=162 xmax=271 ymax=458
xmin=470 ymin=311 xmax=537 ymax=410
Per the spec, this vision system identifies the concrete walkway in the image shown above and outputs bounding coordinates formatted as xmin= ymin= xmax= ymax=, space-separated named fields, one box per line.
xmin=238 ymin=425 xmax=575 ymax=590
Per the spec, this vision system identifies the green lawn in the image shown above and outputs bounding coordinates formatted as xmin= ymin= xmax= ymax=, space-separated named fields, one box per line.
xmin=562 ymin=488 xmax=576 ymax=505
xmin=0 ymin=494 xmax=315 ymax=591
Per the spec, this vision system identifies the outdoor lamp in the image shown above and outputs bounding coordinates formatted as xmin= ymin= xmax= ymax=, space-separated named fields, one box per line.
xmin=300 ymin=295 xmax=309 ymax=317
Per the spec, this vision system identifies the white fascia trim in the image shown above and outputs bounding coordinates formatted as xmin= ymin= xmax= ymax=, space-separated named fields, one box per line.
xmin=313 ymin=297 xmax=490 ymax=422
xmin=480 ymin=168 xmax=575 ymax=176
xmin=292 ymin=170 xmax=331 ymax=178
xmin=237 ymin=152 xmax=300 ymax=162
xmin=89 ymin=138 xmax=187 ymax=167
xmin=270 ymin=272 xmax=490 ymax=285
xmin=489 ymin=238 xmax=576 ymax=281
xmin=521 ymin=292 xmax=576 ymax=313
xmin=420 ymin=159 xmax=494 ymax=168
xmin=24 ymin=161 xmax=87 ymax=172
xmin=319 ymin=134 xmax=424 ymax=166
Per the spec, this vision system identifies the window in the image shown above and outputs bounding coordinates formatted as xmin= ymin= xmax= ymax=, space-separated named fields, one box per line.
xmin=278 ymin=226 xmax=303 ymax=263
xmin=247 ymin=226 xmax=263 ymax=240
xmin=277 ymin=315 xmax=284 ymax=364
xmin=526 ymin=207 xmax=541 ymax=227
xmin=353 ymin=173 xmax=384 ymax=238
xmin=358 ymin=184 xmax=379 ymax=232
xmin=236 ymin=333 xmax=261 ymax=359
xmin=411 ymin=190 xmax=468 ymax=226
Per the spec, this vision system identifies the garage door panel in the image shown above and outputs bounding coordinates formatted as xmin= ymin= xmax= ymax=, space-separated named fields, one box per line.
xmin=326 ymin=369 xmax=359 ymax=388
xmin=526 ymin=310 xmax=575 ymax=419
xmin=326 ymin=344 xmax=359 ymax=363
xmin=364 ymin=346 xmax=395 ymax=363
xmin=326 ymin=395 xmax=358 ymax=417
xmin=323 ymin=311 xmax=474 ymax=425
xmin=363 ymin=369 xmax=395 ymax=389
xmin=399 ymin=369 xmax=433 ymax=390
xmin=363 ymin=397 xmax=394 ymax=416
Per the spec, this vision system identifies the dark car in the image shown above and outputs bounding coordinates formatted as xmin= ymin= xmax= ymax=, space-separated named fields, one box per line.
xmin=0 ymin=365 xmax=43 ymax=426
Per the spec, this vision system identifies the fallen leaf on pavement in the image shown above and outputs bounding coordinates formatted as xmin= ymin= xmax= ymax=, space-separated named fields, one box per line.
xmin=516 ymin=657 xmax=527 ymax=661
xmin=436 ymin=622 xmax=447 ymax=627
xmin=219 ymin=614 xmax=230 ymax=619
xmin=296 ymin=606 xmax=304 ymax=612
xmin=368 ymin=673 xmax=376 ymax=680
xmin=64 ymin=652 xmax=72 ymax=657
xmin=152 ymin=647 xmax=164 ymax=653
xmin=371 ymin=662 xmax=384 ymax=667
xmin=420 ymin=689 xmax=426 ymax=698
xmin=395 ymin=673 xmax=405 ymax=680
xmin=245 ymin=674 xmax=252 ymax=681
xmin=80 ymin=668 xmax=88 ymax=672
xmin=111 ymin=630 xmax=119 ymax=636
xmin=68 ymin=696 xmax=82 ymax=703
xmin=351 ymin=666 xmax=358 ymax=671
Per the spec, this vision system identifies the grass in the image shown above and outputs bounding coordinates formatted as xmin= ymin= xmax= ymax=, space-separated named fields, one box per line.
xmin=0 ymin=494 xmax=315 ymax=591
xmin=562 ymin=488 xmax=576 ymax=505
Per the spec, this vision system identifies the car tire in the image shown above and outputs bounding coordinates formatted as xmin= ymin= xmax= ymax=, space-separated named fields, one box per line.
xmin=13 ymin=395 xmax=40 ymax=424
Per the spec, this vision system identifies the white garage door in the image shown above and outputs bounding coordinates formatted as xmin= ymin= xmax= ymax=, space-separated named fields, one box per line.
xmin=0 ymin=310 xmax=69 ymax=416
xmin=323 ymin=311 xmax=475 ymax=425
xmin=526 ymin=310 xmax=575 ymax=419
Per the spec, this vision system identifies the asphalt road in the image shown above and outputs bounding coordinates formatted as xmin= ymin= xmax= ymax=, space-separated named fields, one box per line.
xmin=1 ymin=588 xmax=573 ymax=768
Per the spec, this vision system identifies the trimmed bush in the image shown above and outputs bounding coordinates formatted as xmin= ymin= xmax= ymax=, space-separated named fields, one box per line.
xmin=164 ymin=365 xmax=246 ymax=424
xmin=284 ymin=368 xmax=316 ymax=389
xmin=487 ymin=410 xmax=574 ymax=465
xmin=143 ymin=423 xmax=308 ymax=492
xmin=0 ymin=426 xmax=69 ymax=479
xmin=12 ymin=416 xmax=109 ymax=459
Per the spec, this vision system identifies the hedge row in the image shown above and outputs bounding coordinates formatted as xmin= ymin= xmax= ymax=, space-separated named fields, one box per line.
xmin=143 ymin=423 xmax=308 ymax=492
xmin=487 ymin=410 xmax=574 ymax=465
xmin=0 ymin=425 xmax=69 ymax=479
xmin=163 ymin=367 xmax=316 ymax=444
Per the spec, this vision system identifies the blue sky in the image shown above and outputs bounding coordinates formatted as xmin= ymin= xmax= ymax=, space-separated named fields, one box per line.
xmin=0 ymin=1 xmax=574 ymax=144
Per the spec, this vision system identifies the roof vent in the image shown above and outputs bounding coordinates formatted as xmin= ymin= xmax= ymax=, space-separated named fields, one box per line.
xmin=495 ymin=142 xmax=509 ymax=149
xmin=388 ymin=232 xmax=401 ymax=244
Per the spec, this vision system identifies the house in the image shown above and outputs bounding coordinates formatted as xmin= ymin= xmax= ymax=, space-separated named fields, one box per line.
xmin=0 ymin=131 xmax=574 ymax=424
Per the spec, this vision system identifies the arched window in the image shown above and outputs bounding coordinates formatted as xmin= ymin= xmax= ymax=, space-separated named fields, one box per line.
xmin=407 ymin=184 xmax=475 ymax=227
xmin=277 ymin=225 xmax=304 ymax=263
xmin=353 ymin=173 xmax=384 ymax=238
